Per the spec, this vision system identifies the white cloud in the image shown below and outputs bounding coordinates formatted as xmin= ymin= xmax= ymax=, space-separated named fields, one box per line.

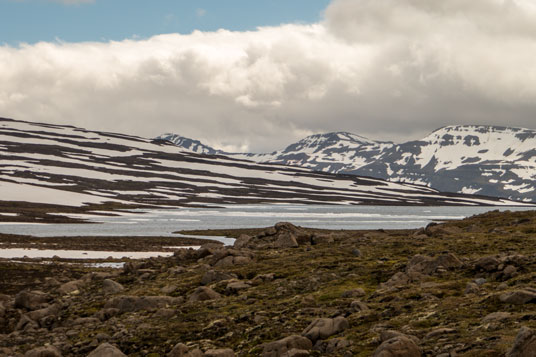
xmin=1 ymin=0 xmax=536 ymax=152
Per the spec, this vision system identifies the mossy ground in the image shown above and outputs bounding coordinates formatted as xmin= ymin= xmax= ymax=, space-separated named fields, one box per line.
xmin=2 ymin=209 xmax=536 ymax=356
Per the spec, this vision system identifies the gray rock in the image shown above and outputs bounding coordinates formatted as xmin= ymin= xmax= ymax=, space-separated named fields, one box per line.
xmin=482 ymin=312 xmax=512 ymax=323
xmin=262 ymin=335 xmax=313 ymax=357
xmin=475 ymin=256 xmax=500 ymax=272
xmin=464 ymin=282 xmax=479 ymax=295
xmin=274 ymin=232 xmax=299 ymax=248
xmin=201 ymin=270 xmax=236 ymax=285
xmin=188 ymin=287 xmax=221 ymax=302
xmin=507 ymin=326 xmax=536 ymax=357
xmin=373 ymin=336 xmax=421 ymax=357
xmin=204 ymin=349 xmax=235 ymax=357
xmin=58 ymin=280 xmax=85 ymax=295
xmin=24 ymin=346 xmax=62 ymax=357
xmin=233 ymin=234 xmax=252 ymax=249
xmin=349 ymin=300 xmax=369 ymax=312
xmin=102 ymin=280 xmax=124 ymax=294
xmin=225 ymin=280 xmax=251 ymax=294
xmin=407 ymin=253 xmax=462 ymax=276
xmin=302 ymin=316 xmax=349 ymax=343
xmin=500 ymin=290 xmax=536 ymax=305
xmin=503 ymin=265 xmax=518 ymax=279
xmin=341 ymin=288 xmax=365 ymax=298
xmin=15 ymin=291 xmax=51 ymax=311
xmin=87 ymin=343 xmax=126 ymax=357
xmin=167 ymin=343 xmax=204 ymax=357
xmin=104 ymin=296 xmax=178 ymax=313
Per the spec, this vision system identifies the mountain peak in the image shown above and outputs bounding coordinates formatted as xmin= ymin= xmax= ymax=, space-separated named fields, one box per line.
xmin=155 ymin=133 xmax=218 ymax=155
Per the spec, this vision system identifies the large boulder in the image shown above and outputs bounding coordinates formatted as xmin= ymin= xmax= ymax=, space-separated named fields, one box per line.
xmin=201 ymin=271 xmax=237 ymax=285
xmin=15 ymin=291 xmax=51 ymax=311
xmin=204 ymin=349 xmax=235 ymax=357
xmin=104 ymin=296 xmax=178 ymax=313
xmin=500 ymin=290 xmax=536 ymax=305
xmin=373 ymin=336 xmax=421 ymax=357
xmin=102 ymin=279 xmax=124 ymax=294
xmin=507 ymin=326 xmax=536 ymax=357
xmin=188 ymin=287 xmax=221 ymax=302
xmin=302 ymin=317 xmax=349 ymax=343
xmin=58 ymin=280 xmax=85 ymax=295
xmin=25 ymin=346 xmax=62 ymax=357
xmin=87 ymin=343 xmax=126 ymax=357
xmin=234 ymin=222 xmax=312 ymax=249
xmin=262 ymin=335 xmax=313 ymax=357
xmin=406 ymin=253 xmax=462 ymax=276
xmin=167 ymin=343 xmax=203 ymax=357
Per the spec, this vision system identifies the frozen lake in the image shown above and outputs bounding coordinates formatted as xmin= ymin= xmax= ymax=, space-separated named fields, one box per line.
xmin=0 ymin=205 xmax=533 ymax=238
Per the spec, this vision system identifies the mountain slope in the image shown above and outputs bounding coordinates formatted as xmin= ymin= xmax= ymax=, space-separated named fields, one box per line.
xmin=0 ymin=118 xmax=517 ymax=208
xmin=159 ymin=125 xmax=536 ymax=202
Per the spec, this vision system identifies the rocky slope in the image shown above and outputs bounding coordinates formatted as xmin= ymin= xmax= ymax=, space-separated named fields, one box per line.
xmin=159 ymin=125 xmax=536 ymax=202
xmin=0 ymin=118 xmax=517 ymax=213
xmin=2 ymin=209 xmax=536 ymax=355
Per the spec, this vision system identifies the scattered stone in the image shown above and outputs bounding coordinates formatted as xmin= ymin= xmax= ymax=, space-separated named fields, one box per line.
xmin=262 ymin=335 xmax=313 ymax=357
xmin=201 ymin=271 xmax=237 ymax=285
xmin=424 ymin=328 xmax=456 ymax=340
xmin=233 ymin=234 xmax=252 ymax=249
xmin=349 ymin=300 xmax=369 ymax=312
xmin=503 ymin=265 xmax=518 ymax=279
xmin=507 ymin=326 xmax=536 ymax=357
xmin=87 ymin=343 xmax=126 ymax=357
xmin=302 ymin=317 xmax=349 ymax=343
xmin=188 ymin=287 xmax=221 ymax=302
xmin=58 ymin=280 xmax=85 ymax=295
xmin=102 ymin=279 xmax=124 ymax=294
xmin=500 ymin=290 xmax=536 ymax=305
xmin=482 ymin=312 xmax=512 ymax=323
xmin=204 ymin=349 xmax=235 ymax=357
xmin=474 ymin=278 xmax=487 ymax=286
xmin=313 ymin=338 xmax=351 ymax=354
xmin=341 ymin=288 xmax=365 ymax=298
xmin=161 ymin=284 xmax=178 ymax=295
xmin=373 ymin=335 xmax=421 ymax=357
xmin=15 ymin=291 xmax=51 ymax=311
xmin=24 ymin=346 xmax=62 ymax=357
xmin=105 ymin=296 xmax=178 ymax=313
xmin=475 ymin=256 xmax=500 ymax=272
xmin=225 ymin=280 xmax=251 ymax=294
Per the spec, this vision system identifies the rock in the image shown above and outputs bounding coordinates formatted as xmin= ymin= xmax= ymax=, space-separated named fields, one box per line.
xmin=302 ymin=316 xmax=349 ymax=343
xmin=213 ymin=255 xmax=252 ymax=268
xmin=274 ymin=233 xmax=299 ymax=249
xmin=16 ymin=314 xmax=39 ymax=331
xmin=313 ymin=338 xmax=351 ymax=354
xmin=95 ymin=308 xmax=120 ymax=322
xmin=464 ymin=282 xmax=479 ymax=295
xmin=507 ymin=326 xmax=536 ymax=357
xmin=188 ymin=287 xmax=221 ymax=302
xmin=379 ymin=331 xmax=420 ymax=345
xmin=474 ymin=278 xmax=487 ymax=286
xmin=24 ymin=346 xmax=62 ymax=357
xmin=503 ymin=265 xmax=518 ymax=279
xmin=349 ymin=300 xmax=369 ymax=312
xmin=167 ymin=343 xmax=203 ymax=357
xmin=424 ymin=328 xmax=456 ymax=340
xmin=87 ymin=343 xmax=126 ymax=357
xmin=204 ymin=349 xmax=235 ymax=357
xmin=233 ymin=234 xmax=252 ymax=249
xmin=407 ymin=253 xmax=462 ymax=276
xmin=161 ymin=285 xmax=178 ymax=295
xmin=15 ymin=291 xmax=51 ymax=311
xmin=475 ymin=256 xmax=500 ymax=272
xmin=500 ymin=290 xmax=536 ymax=305
xmin=225 ymin=280 xmax=251 ymax=294
xmin=341 ymin=288 xmax=365 ymax=298
xmin=58 ymin=280 xmax=85 ymax=295
xmin=373 ymin=336 xmax=421 ymax=357
xmin=201 ymin=271 xmax=236 ymax=285
xmin=251 ymin=273 xmax=275 ymax=285
xmin=382 ymin=272 xmax=410 ymax=288
xmin=102 ymin=279 xmax=124 ymax=294
xmin=482 ymin=312 xmax=512 ymax=323
xmin=262 ymin=335 xmax=313 ymax=357
xmin=352 ymin=248 xmax=362 ymax=257
xmin=104 ymin=296 xmax=178 ymax=313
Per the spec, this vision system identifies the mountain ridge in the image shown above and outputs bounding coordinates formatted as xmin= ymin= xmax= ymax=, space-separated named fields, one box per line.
xmin=158 ymin=124 xmax=536 ymax=202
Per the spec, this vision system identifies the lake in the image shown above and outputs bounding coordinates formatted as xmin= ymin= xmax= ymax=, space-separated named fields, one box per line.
xmin=0 ymin=205 xmax=532 ymax=239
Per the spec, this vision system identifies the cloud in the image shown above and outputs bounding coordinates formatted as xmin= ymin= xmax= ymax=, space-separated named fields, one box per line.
xmin=1 ymin=0 xmax=536 ymax=152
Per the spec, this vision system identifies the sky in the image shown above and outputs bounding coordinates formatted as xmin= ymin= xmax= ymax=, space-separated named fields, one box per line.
xmin=1 ymin=0 xmax=536 ymax=152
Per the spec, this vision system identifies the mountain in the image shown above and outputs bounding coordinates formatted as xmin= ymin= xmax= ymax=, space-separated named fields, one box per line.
xmin=160 ymin=125 xmax=536 ymax=202
xmin=0 ymin=118 xmax=519 ymax=209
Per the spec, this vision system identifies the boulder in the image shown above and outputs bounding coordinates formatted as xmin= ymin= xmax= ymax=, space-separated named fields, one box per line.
xmin=407 ymin=253 xmax=462 ymax=276
xmin=373 ymin=336 xmax=421 ymax=357
xmin=104 ymin=296 xmax=178 ymax=313
xmin=204 ymin=349 xmax=235 ymax=357
xmin=24 ymin=346 xmax=62 ymax=357
xmin=302 ymin=317 xmax=349 ymax=343
xmin=475 ymin=256 xmax=500 ymax=272
xmin=102 ymin=279 xmax=124 ymax=294
xmin=15 ymin=290 xmax=51 ymax=311
xmin=274 ymin=233 xmax=299 ymax=249
xmin=262 ymin=335 xmax=313 ymax=357
xmin=341 ymin=288 xmax=365 ymax=298
xmin=233 ymin=234 xmax=252 ymax=249
xmin=201 ymin=271 xmax=236 ymax=285
xmin=225 ymin=281 xmax=251 ymax=294
xmin=58 ymin=280 xmax=85 ymax=295
xmin=87 ymin=343 xmax=126 ymax=357
xmin=167 ymin=343 xmax=203 ymax=357
xmin=500 ymin=290 xmax=536 ymax=305
xmin=507 ymin=326 xmax=536 ymax=357
xmin=188 ymin=287 xmax=221 ymax=302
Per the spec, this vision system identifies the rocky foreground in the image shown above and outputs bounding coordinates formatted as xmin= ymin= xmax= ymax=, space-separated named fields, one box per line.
xmin=2 ymin=210 xmax=536 ymax=356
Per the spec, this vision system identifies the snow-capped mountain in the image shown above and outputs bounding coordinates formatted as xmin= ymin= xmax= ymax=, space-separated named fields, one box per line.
xmin=156 ymin=133 xmax=218 ymax=155
xmin=0 ymin=118 xmax=518 ymax=208
xmin=159 ymin=125 xmax=536 ymax=202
